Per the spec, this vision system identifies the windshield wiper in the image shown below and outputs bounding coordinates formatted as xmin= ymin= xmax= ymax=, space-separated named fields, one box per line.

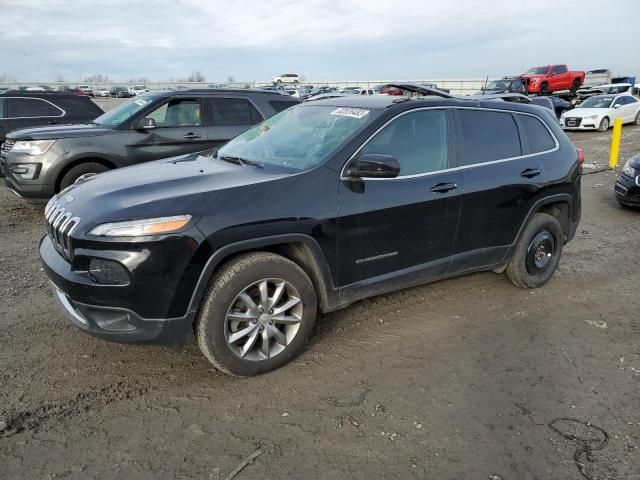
xmin=219 ymin=155 xmax=264 ymax=169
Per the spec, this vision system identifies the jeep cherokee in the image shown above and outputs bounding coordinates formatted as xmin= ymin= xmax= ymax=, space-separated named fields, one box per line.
xmin=40 ymin=94 xmax=582 ymax=376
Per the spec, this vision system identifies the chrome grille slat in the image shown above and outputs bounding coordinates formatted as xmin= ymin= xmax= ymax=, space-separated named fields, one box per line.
xmin=44 ymin=196 xmax=81 ymax=260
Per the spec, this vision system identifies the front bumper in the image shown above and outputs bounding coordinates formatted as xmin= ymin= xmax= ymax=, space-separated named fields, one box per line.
xmin=2 ymin=147 xmax=58 ymax=201
xmin=615 ymin=173 xmax=640 ymax=206
xmin=561 ymin=118 xmax=600 ymax=130
xmin=40 ymin=229 xmax=208 ymax=345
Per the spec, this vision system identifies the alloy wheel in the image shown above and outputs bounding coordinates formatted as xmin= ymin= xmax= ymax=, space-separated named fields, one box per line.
xmin=224 ymin=278 xmax=303 ymax=361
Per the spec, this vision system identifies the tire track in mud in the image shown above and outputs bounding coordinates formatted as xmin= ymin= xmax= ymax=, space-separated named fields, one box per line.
xmin=0 ymin=381 xmax=151 ymax=438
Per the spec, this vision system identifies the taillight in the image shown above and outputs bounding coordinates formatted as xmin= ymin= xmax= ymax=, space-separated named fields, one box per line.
xmin=576 ymin=147 xmax=585 ymax=165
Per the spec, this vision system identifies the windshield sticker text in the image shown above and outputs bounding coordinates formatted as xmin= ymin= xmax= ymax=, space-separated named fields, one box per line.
xmin=331 ymin=107 xmax=369 ymax=119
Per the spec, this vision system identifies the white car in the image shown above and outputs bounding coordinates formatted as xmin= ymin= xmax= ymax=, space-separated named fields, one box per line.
xmin=128 ymin=85 xmax=150 ymax=95
xmin=561 ymin=94 xmax=640 ymax=131
xmin=95 ymin=88 xmax=110 ymax=97
xmin=272 ymin=73 xmax=300 ymax=85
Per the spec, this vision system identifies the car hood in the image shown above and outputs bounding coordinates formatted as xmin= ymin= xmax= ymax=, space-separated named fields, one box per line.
xmin=7 ymin=124 xmax=111 ymax=141
xmin=563 ymin=108 xmax=608 ymax=118
xmin=55 ymin=153 xmax=292 ymax=230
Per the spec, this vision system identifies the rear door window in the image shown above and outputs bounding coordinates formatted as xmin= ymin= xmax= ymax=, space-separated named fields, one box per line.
xmin=269 ymin=100 xmax=299 ymax=113
xmin=7 ymin=98 xmax=63 ymax=118
xmin=518 ymin=115 xmax=556 ymax=153
xmin=211 ymin=98 xmax=262 ymax=126
xmin=457 ymin=109 xmax=521 ymax=165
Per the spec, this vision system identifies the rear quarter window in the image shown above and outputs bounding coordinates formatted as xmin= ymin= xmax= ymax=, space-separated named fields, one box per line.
xmin=458 ymin=109 xmax=521 ymax=165
xmin=7 ymin=98 xmax=63 ymax=118
xmin=518 ymin=115 xmax=556 ymax=153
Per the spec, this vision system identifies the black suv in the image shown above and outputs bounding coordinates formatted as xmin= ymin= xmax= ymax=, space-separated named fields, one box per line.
xmin=40 ymin=95 xmax=582 ymax=376
xmin=0 ymin=91 xmax=103 ymax=143
xmin=2 ymin=89 xmax=299 ymax=201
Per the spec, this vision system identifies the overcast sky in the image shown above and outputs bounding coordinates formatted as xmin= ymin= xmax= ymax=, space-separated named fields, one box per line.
xmin=1 ymin=0 xmax=639 ymax=83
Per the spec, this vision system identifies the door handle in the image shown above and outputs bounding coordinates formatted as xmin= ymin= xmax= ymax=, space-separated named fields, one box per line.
xmin=183 ymin=133 xmax=201 ymax=139
xmin=520 ymin=168 xmax=541 ymax=178
xmin=430 ymin=182 xmax=458 ymax=193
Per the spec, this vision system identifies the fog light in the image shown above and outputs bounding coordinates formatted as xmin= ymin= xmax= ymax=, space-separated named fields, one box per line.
xmin=10 ymin=163 xmax=40 ymax=180
xmin=88 ymin=258 xmax=129 ymax=285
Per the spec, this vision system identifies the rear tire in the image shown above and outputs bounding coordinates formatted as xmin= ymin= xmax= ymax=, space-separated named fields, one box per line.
xmin=58 ymin=162 xmax=109 ymax=191
xmin=598 ymin=117 xmax=610 ymax=132
xmin=634 ymin=112 xmax=640 ymax=126
xmin=196 ymin=252 xmax=317 ymax=376
xmin=506 ymin=213 xmax=564 ymax=289
xmin=570 ymin=79 xmax=581 ymax=93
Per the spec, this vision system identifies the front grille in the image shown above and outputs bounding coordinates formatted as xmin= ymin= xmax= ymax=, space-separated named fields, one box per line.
xmin=0 ymin=139 xmax=15 ymax=176
xmin=565 ymin=117 xmax=582 ymax=127
xmin=44 ymin=197 xmax=81 ymax=259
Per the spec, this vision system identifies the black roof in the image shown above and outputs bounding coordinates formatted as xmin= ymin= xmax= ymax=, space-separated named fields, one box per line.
xmin=143 ymin=88 xmax=297 ymax=98
xmin=302 ymin=94 xmax=552 ymax=116
xmin=0 ymin=90 xmax=88 ymax=99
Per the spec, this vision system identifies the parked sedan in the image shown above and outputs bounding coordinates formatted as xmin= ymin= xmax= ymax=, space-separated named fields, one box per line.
xmin=560 ymin=94 xmax=640 ymax=131
xmin=95 ymin=88 xmax=110 ymax=97
xmin=614 ymin=154 xmax=640 ymax=208
xmin=109 ymin=86 xmax=133 ymax=98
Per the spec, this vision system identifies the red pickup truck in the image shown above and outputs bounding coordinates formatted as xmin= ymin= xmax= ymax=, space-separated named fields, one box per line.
xmin=520 ymin=65 xmax=585 ymax=94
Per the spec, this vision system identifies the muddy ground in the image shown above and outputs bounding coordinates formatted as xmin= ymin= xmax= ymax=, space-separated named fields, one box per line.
xmin=1 ymin=126 xmax=639 ymax=480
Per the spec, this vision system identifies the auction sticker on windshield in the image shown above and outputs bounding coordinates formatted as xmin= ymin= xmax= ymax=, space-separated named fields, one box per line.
xmin=134 ymin=98 xmax=150 ymax=106
xmin=330 ymin=107 xmax=369 ymax=119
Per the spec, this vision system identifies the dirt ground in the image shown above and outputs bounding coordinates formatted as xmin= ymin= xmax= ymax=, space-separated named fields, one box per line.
xmin=1 ymin=126 xmax=639 ymax=480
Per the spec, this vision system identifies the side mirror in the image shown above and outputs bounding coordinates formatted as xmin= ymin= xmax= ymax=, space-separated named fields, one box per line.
xmin=613 ymin=104 xmax=622 ymax=109
xmin=344 ymin=153 xmax=400 ymax=179
xmin=132 ymin=117 xmax=156 ymax=130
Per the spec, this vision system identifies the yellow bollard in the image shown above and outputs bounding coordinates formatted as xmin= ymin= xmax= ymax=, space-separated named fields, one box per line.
xmin=609 ymin=117 xmax=623 ymax=169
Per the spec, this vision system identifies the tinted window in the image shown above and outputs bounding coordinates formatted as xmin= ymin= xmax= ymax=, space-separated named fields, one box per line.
xmin=458 ymin=110 xmax=521 ymax=165
xmin=211 ymin=98 xmax=261 ymax=126
xmin=360 ymin=109 xmax=448 ymax=176
xmin=0 ymin=98 xmax=5 ymax=118
xmin=7 ymin=98 xmax=62 ymax=118
xmin=551 ymin=65 xmax=567 ymax=74
xmin=269 ymin=100 xmax=298 ymax=113
xmin=518 ymin=115 xmax=555 ymax=153
xmin=146 ymin=98 xmax=201 ymax=127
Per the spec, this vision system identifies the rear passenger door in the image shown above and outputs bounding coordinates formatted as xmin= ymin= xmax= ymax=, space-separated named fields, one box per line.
xmin=450 ymin=108 xmax=549 ymax=272
xmin=206 ymin=97 xmax=263 ymax=148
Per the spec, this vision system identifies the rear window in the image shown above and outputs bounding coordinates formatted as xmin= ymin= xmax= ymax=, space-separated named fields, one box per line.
xmin=458 ymin=110 xmax=521 ymax=165
xmin=7 ymin=98 xmax=63 ymax=118
xmin=269 ymin=100 xmax=299 ymax=113
xmin=211 ymin=98 xmax=263 ymax=126
xmin=518 ymin=115 xmax=555 ymax=153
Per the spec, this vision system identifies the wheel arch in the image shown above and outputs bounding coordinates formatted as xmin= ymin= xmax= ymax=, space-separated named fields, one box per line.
xmin=185 ymin=234 xmax=338 ymax=322
xmin=55 ymin=156 xmax=117 ymax=192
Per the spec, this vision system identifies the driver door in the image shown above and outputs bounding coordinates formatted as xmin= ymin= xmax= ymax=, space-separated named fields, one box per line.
xmin=128 ymin=97 xmax=210 ymax=165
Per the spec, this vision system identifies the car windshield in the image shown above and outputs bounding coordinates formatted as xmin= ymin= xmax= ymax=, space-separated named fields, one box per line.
xmin=217 ymin=105 xmax=378 ymax=171
xmin=525 ymin=67 xmax=548 ymax=75
xmin=486 ymin=80 xmax=513 ymax=89
xmin=580 ymin=96 xmax=614 ymax=108
xmin=93 ymin=95 xmax=155 ymax=126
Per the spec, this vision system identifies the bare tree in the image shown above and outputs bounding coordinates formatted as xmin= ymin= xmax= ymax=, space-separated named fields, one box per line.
xmin=187 ymin=70 xmax=206 ymax=82
xmin=83 ymin=74 xmax=112 ymax=84
xmin=226 ymin=75 xmax=236 ymax=83
xmin=0 ymin=73 xmax=17 ymax=83
xmin=127 ymin=77 xmax=150 ymax=84
xmin=55 ymin=73 xmax=67 ymax=83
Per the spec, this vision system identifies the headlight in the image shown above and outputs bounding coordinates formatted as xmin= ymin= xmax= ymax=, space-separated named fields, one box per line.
xmin=9 ymin=163 xmax=40 ymax=180
xmin=88 ymin=215 xmax=192 ymax=237
xmin=622 ymin=160 xmax=635 ymax=177
xmin=583 ymin=115 xmax=598 ymax=120
xmin=11 ymin=140 xmax=54 ymax=156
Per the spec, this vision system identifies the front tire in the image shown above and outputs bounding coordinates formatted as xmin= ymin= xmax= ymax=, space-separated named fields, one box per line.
xmin=196 ymin=252 xmax=317 ymax=376
xmin=539 ymin=83 xmax=549 ymax=95
xmin=598 ymin=117 xmax=610 ymax=132
xmin=59 ymin=162 xmax=109 ymax=191
xmin=634 ymin=112 xmax=640 ymax=126
xmin=506 ymin=213 xmax=564 ymax=289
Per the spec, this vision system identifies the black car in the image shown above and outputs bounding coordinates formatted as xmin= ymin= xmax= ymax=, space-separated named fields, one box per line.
xmin=615 ymin=155 xmax=640 ymax=207
xmin=2 ymin=89 xmax=299 ymax=201
xmin=478 ymin=77 xmax=527 ymax=95
xmin=109 ymin=87 xmax=133 ymax=98
xmin=40 ymin=95 xmax=582 ymax=376
xmin=0 ymin=91 xmax=103 ymax=143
